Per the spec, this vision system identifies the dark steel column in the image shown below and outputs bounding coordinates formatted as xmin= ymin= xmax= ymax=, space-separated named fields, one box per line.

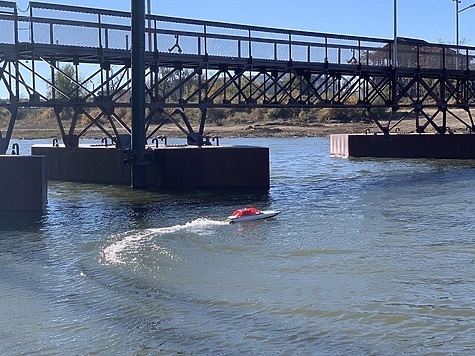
xmin=130 ymin=0 xmax=146 ymax=188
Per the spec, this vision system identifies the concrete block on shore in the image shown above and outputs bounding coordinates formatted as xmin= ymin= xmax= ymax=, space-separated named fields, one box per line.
xmin=0 ymin=155 xmax=47 ymax=210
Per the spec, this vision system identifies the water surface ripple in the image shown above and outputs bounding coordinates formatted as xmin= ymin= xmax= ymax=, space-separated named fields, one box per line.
xmin=1 ymin=137 xmax=474 ymax=354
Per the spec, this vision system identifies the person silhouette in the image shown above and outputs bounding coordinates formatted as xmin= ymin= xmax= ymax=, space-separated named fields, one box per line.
xmin=168 ymin=35 xmax=182 ymax=53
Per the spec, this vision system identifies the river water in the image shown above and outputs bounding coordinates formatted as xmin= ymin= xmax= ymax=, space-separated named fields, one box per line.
xmin=1 ymin=137 xmax=474 ymax=355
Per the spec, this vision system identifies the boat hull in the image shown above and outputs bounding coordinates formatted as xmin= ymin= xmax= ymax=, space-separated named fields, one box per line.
xmin=228 ymin=210 xmax=280 ymax=223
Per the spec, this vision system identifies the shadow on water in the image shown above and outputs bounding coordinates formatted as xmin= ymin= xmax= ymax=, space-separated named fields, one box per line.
xmin=347 ymin=157 xmax=475 ymax=187
xmin=145 ymin=187 xmax=271 ymax=205
xmin=51 ymin=181 xmax=270 ymax=206
xmin=0 ymin=210 xmax=44 ymax=231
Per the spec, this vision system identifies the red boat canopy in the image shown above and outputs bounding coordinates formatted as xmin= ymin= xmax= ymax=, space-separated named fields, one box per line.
xmin=231 ymin=207 xmax=262 ymax=218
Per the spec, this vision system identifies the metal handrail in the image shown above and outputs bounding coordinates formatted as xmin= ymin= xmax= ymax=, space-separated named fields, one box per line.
xmin=0 ymin=1 xmax=470 ymax=70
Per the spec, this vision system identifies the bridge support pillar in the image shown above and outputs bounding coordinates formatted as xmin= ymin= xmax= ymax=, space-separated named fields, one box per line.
xmin=331 ymin=133 xmax=475 ymax=159
xmin=0 ymin=155 xmax=47 ymax=210
xmin=130 ymin=0 xmax=146 ymax=188
xmin=31 ymin=145 xmax=270 ymax=189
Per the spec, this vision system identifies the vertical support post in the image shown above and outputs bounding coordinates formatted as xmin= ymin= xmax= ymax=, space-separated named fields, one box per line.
xmin=392 ymin=0 xmax=398 ymax=112
xmin=455 ymin=0 xmax=459 ymax=70
xmin=324 ymin=37 xmax=328 ymax=63
xmin=466 ymin=48 xmax=469 ymax=71
xmin=288 ymin=33 xmax=292 ymax=62
xmin=147 ymin=0 xmax=152 ymax=52
xmin=131 ymin=0 xmax=146 ymax=188
xmin=442 ymin=46 xmax=445 ymax=70
xmin=441 ymin=73 xmax=447 ymax=133
xmin=204 ymin=24 xmax=208 ymax=55
xmin=153 ymin=19 xmax=158 ymax=52
xmin=455 ymin=0 xmax=459 ymax=47
xmin=248 ymin=29 xmax=252 ymax=59
xmin=98 ymin=14 xmax=102 ymax=49
xmin=49 ymin=23 xmax=53 ymax=45
xmin=105 ymin=28 xmax=109 ymax=49
xmin=393 ymin=0 xmax=398 ymax=67
xmin=357 ymin=40 xmax=361 ymax=63
xmin=29 ymin=5 xmax=33 ymax=45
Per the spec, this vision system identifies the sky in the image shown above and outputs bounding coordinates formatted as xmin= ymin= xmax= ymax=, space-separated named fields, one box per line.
xmin=11 ymin=0 xmax=475 ymax=46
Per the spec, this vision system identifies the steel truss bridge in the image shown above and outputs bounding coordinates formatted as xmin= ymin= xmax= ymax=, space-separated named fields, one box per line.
xmin=1 ymin=1 xmax=475 ymax=154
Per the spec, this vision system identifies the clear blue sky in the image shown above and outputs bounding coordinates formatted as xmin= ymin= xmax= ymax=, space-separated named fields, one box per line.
xmin=13 ymin=0 xmax=475 ymax=45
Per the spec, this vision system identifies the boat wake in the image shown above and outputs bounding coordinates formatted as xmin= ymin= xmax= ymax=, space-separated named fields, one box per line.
xmin=101 ymin=218 xmax=228 ymax=265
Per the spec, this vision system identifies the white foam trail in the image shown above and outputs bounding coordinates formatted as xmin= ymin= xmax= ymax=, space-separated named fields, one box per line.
xmin=102 ymin=218 xmax=228 ymax=265
xmin=148 ymin=218 xmax=228 ymax=236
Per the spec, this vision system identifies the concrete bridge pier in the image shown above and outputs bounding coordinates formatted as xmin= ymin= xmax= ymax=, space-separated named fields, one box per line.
xmin=331 ymin=133 xmax=475 ymax=159
xmin=31 ymin=144 xmax=270 ymax=189
xmin=0 ymin=154 xmax=47 ymax=210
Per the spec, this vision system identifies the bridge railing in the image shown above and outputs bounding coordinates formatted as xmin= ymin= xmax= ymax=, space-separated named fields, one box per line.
xmin=0 ymin=1 xmax=16 ymax=46
xmin=23 ymin=2 xmax=394 ymax=67
xmin=151 ymin=16 xmax=394 ymax=67
xmin=1 ymin=2 xmax=475 ymax=72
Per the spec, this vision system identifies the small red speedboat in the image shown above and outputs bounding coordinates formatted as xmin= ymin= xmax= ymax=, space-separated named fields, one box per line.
xmin=227 ymin=207 xmax=280 ymax=223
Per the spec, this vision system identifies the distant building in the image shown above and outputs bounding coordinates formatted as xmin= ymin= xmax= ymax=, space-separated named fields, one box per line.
xmin=368 ymin=37 xmax=467 ymax=70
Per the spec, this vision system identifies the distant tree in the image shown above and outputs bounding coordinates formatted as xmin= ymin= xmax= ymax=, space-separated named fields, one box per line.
xmin=49 ymin=64 xmax=87 ymax=120
xmin=50 ymin=64 xmax=86 ymax=102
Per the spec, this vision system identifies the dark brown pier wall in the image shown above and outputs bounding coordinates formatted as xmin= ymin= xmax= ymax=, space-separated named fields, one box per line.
xmin=31 ymin=145 xmax=269 ymax=189
xmin=331 ymin=134 xmax=475 ymax=159
xmin=0 ymin=155 xmax=47 ymax=210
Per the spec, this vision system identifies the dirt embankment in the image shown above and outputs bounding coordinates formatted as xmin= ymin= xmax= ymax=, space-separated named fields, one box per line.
xmin=5 ymin=121 xmax=383 ymax=140
xmin=4 ymin=110 xmax=472 ymax=140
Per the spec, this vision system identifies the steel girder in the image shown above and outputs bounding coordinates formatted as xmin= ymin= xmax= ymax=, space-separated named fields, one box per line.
xmin=2 ymin=54 xmax=475 ymax=154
